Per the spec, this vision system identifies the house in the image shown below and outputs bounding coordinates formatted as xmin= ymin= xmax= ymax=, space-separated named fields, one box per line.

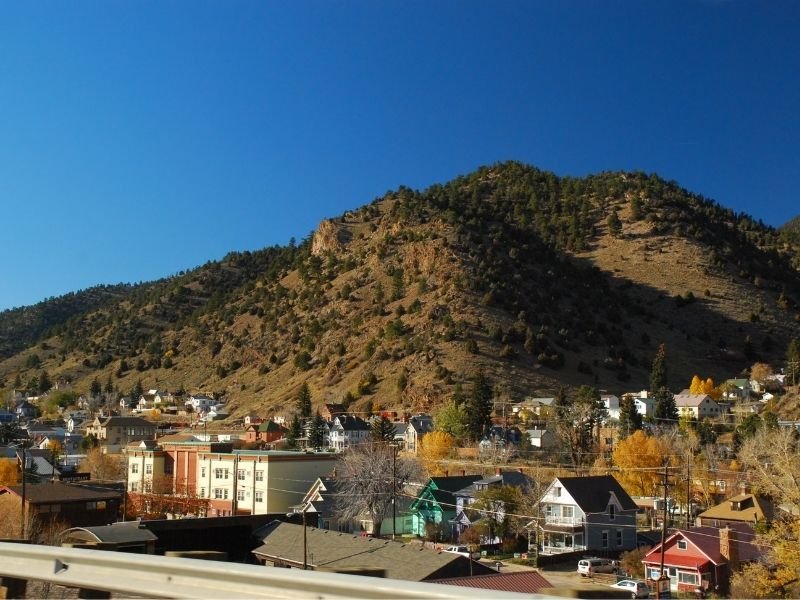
xmin=15 ymin=400 xmax=38 ymax=421
xmin=525 ymin=428 xmax=558 ymax=450
xmin=451 ymin=470 xmax=531 ymax=542
xmin=642 ymin=524 xmax=761 ymax=594
xmin=536 ymin=475 xmax=637 ymax=556
xmin=410 ymin=474 xmax=483 ymax=540
xmin=622 ymin=391 xmax=655 ymax=417
xmin=119 ymin=396 xmax=134 ymax=411
xmin=601 ymin=394 xmax=620 ymax=421
xmin=295 ymin=476 xmax=414 ymax=536
xmin=696 ymin=491 xmax=773 ymax=528
xmin=245 ymin=420 xmax=286 ymax=445
xmin=513 ymin=397 xmax=555 ymax=420
xmin=243 ymin=414 xmax=265 ymax=427
xmin=328 ymin=415 xmax=370 ymax=451
xmin=0 ymin=481 xmax=122 ymax=528
xmin=185 ymin=394 xmax=216 ymax=414
xmin=320 ymin=403 xmax=346 ymax=422
xmin=723 ymin=379 xmax=752 ymax=401
xmin=85 ymin=416 xmax=157 ymax=453
xmin=673 ymin=392 xmax=724 ymax=419
xmin=252 ymin=521 xmax=496 ymax=580
xmin=404 ymin=414 xmax=434 ymax=453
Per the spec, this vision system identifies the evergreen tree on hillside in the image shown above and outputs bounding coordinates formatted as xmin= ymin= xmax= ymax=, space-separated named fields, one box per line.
xmin=286 ymin=414 xmax=302 ymax=449
xmin=371 ymin=415 xmax=395 ymax=443
xmin=465 ymin=369 xmax=493 ymax=442
xmin=788 ymin=338 xmax=800 ymax=386
xmin=296 ymin=382 xmax=312 ymax=419
xmin=650 ymin=343 xmax=668 ymax=393
xmin=650 ymin=344 xmax=677 ymax=425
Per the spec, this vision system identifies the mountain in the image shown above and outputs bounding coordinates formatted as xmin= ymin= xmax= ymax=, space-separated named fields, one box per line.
xmin=1 ymin=162 xmax=799 ymax=420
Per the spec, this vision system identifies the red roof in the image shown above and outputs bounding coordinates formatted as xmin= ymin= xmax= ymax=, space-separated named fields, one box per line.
xmin=432 ymin=570 xmax=553 ymax=593
xmin=643 ymin=553 xmax=710 ymax=569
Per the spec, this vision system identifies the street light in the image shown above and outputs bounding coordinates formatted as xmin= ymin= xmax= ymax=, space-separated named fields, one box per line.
xmin=389 ymin=443 xmax=399 ymax=541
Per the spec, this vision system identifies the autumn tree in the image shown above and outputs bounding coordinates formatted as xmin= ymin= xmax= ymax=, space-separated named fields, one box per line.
xmin=335 ymin=443 xmax=419 ymax=538
xmin=418 ymin=431 xmax=454 ymax=475
xmin=731 ymin=427 xmax=800 ymax=598
xmin=612 ymin=430 xmax=675 ymax=497
xmin=0 ymin=459 xmax=19 ymax=486
xmin=80 ymin=448 xmax=124 ymax=481
xmin=750 ymin=362 xmax=773 ymax=386
xmin=468 ymin=485 xmax=524 ymax=547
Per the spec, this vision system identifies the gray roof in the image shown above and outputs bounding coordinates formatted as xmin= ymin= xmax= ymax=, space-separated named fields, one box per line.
xmin=62 ymin=522 xmax=158 ymax=544
xmin=253 ymin=522 xmax=494 ymax=581
xmin=555 ymin=475 xmax=638 ymax=512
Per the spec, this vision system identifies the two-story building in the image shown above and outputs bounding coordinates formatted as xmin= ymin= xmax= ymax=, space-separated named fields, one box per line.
xmin=536 ymin=475 xmax=637 ymax=556
xmin=328 ymin=415 xmax=370 ymax=452
xmin=404 ymin=414 xmax=434 ymax=454
xmin=674 ymin=392 xmax=724 ymax=419
xmin=85 ymin=416 xmax=157 ymax=453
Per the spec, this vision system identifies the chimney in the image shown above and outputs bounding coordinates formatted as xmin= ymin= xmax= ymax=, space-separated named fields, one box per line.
xmin=720 ymin=527 xmax=739 ymax=573
xmin=444 ymin=470 xmax=449 ymax=477
xmin=496 ymin=467 xmax=502 ymax=476
xmin=460 ymin=470 xmax=466 ymax=477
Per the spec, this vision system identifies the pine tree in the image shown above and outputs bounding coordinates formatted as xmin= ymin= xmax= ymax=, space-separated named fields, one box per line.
xmin=788 ymin=338 xmax=800 ymax=386
xmin=90 ymin=377 xmax=102 ymax=398
xmin=296 ymin=382 xmax=312 ymax=419
xmin=371 ymin=415 xmax=395 ymax=443
xmin=286 ymin=414 xmax=302 ymax=449
xmin=649 ymin=343 xmax=668 ymax=393
xmin=618 ymin=394 xmax=642 ymax=439
xmin=465 ymin=370 xmax=493 ymax=441
xmin=309 ymin=410 xmax=326 ymax=450
xmin=653 ymin=388 xmax=678 ymax=425
xmin=38 ymin=370 xmax=52 ymax=394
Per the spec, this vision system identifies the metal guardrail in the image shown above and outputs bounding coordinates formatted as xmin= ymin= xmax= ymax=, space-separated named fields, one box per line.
xmin=0 ymin=542 xmax=540 ymax=599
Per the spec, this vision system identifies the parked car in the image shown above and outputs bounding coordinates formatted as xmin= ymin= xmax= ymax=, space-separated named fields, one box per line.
xmin=577 ymin=557 xmax=618 ymax=576
xmin=443 ymin=545 xmax=480 ymax=559
xmin=610 ymin=579 xmax=650 ymax=598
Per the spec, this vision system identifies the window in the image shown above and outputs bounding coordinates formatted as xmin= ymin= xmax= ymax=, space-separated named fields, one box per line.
xmin=145 ymin=464 xmax=152 ymax=475
xmin=609 ymin=504 xmax=615 ymax=520
xmin=201 ymin=467 xmax=206 ymax=478
xmin=213 ymin=488 xmax=229 ymax=499
xmin=679 ymin=572 xmax=699 ymax=585
xmin=214 ymin=468 xmax=229 ymax=479
xmin=553 ymin=486 xmax=561 ymax=497
xmin=616 ymin=529 xmax=623 ymax=546
xmin=601 ymin=531 xmax=609 ymax=548
xmin=237 ymin=469 xmax=246 ymax=481
xmin=649 ymin=568 xmax=660 ymax=580
xmin=130 ymin=482 xmax=138 ymax=492
xmin=562 ymin=505 xmax=573 ymax=518
xmin=200 ymin=487 xmax=206 ymax=498
xmin=131 ymin=464 xmax=139 ymax=474
xmin=255 ymin=470 xmax=264 ymax=482
xmin=255 ymin=491 xmax=264 ymax=503
xmin=237 ymin=489 xmax=245 ymax=502
xmin=677 ymin=540 xmax=687 ymax=550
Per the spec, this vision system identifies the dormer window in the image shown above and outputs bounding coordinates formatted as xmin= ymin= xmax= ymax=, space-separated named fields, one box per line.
xmin=553 ymin=486 xmax=561 ymax=497
xmin=609 ymin=504 xmax=615 ymax=520
xmin=677 ymin=540 xmax=687 ymax=550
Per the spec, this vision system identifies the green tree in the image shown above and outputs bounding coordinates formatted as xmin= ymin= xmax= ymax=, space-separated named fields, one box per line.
xmin=90 ymin=377 xmax=102 ymax=398
xmin=37 ymin=370 xmax=51 ymax=394
xmin=308 ymin=411 xmax=326 ymax=450
xmin=104 ymin=374 xmax=114 ymax=395
xmin=286 ymin=414 xmax=302 ymax=449
xmin=649 ymin=344 xmax=677 ymax=425
xmin=130 ymin=379 xmax=144 ymax=403
xmin=649 ymin=343 xmax=668 ymax=393
xmin=296 ymin=383 xmax=312 ymax=419
xmin=371 ymin=415 xmax=395 ymax=443
xmin=435 ymin=401 xmax=469 ymax=441
xmin=465 ymin=370 xmax=493 ymax=441
xmin=554 ymin=386 xmax=607 ymax=470
xmin=606 ymin=208 xmax=622 ymax=237
xmin=617 ymin=394 xmax=642 ymax=438
xmin=788 ymin=337 xmax=800 ymax=386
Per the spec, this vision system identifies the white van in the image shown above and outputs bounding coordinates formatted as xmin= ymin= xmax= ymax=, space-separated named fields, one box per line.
xmin=577 ymin=557 xmax=617 ymax=576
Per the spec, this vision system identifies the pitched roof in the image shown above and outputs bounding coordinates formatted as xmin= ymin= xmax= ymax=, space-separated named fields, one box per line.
xmin=674 ymin=393 xmax=714 ymax=407
xmin=333 ymin=415 xmax=370 ymax=431
xmin=99 ymin=416 xmax=156 ymax=427
xmin=555 ymin=475 xmax=638 ymax=512
xmin=1 ymin=482 xmax=122 ymax=504
xmin=432 ymin=570 xmax=553 ymax=593
xmin=644 ymin=524 xmax=762 ymax=566
xmin=698 ymin=493 xmax=773 ymax=523
xmin=252 ymin=522 xmax=495 ymax=581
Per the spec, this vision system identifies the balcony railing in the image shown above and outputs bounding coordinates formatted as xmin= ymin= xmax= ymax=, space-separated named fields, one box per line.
xmin=543 ymin=515 xmax=582 ymax=526
xmin=541 ymin=544 xmax=587 ymax=555
xmin=0 ymin=542 xmax=548 ymax=599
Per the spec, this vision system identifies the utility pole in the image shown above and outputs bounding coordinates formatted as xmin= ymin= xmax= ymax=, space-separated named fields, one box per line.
xmin=302 ymin=506 xmax=308 ymax=570
xmin=657 ymin=463 xmax=671 ymax=599
xmin=686 ymin=452 xmax=691 ymax=530
xmin=20 ymin=445 xmax=27 ymax=539
xmin=391 ymin=443 xmax=398 ymax=540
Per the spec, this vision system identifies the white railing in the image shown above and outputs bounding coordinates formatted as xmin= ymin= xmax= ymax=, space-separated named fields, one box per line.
xmin=541 ymin=544 xmax=586 ymax=555
xmin=543 ymin=515 xmax=582 ymax=526
xmin=0 ymin=542 xmax=545 ymax=599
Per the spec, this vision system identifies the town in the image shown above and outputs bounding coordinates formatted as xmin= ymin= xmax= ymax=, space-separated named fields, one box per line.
xmin=0 ymin=345 xmax=797 ymax=599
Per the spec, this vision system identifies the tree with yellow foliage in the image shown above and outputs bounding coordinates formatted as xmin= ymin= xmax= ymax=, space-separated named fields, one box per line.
xmin=418 ymin=431 xmax=454 ymax=476
xmin=689 ymin=375 xmax=704 ymax=395
xmin=612 ymin=430 xmax=679 ymax=497
xmin=688 ymin=375 xmax=722 ymax=400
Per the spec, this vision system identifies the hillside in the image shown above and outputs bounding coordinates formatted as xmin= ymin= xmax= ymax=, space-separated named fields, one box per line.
xmin=1 ymin=162 xmax=799 ymax=421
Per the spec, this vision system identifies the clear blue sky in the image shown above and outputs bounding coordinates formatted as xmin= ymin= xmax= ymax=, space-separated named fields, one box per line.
xmin=1 ymin=1 xmax=798 ymax=312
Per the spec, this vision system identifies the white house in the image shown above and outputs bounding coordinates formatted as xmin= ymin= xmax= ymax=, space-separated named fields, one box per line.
xmin=186 ymin=394 xmax=216 ymax=414
xmin=601 ymin=394 xmax=620 ymax=422
xmin=674 ymin=392 xmax=724 ymax=419
xmin=328 ymin=415 xmax=370 ymax=452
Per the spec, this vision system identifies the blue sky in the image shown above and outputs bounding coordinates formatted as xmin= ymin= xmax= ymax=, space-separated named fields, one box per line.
xmin=1 ymin=1 xmax=798 ymax=311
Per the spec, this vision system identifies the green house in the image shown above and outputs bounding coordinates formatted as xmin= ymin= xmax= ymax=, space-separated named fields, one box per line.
xmin=409 ymin=475 xmax=482 ymax=539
